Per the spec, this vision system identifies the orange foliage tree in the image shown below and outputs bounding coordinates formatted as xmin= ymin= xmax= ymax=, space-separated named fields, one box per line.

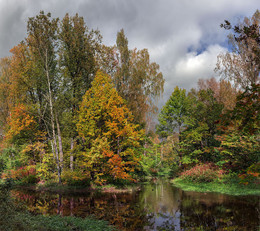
xmin=77 ymin=71 xmax=144 ymax=184
xmin=5 ymin=104 xmax=38 ymax=145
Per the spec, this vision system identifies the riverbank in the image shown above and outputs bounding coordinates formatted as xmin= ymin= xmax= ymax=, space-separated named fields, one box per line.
xmin=172 ymin=178 xmax=260 ymax=196
xmin=10 ymin=181 xmax=141 ymax=194
xmin=4 ymin=178 xmax=260 ymax=230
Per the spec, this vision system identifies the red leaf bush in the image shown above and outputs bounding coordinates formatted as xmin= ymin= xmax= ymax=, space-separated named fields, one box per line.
xmin=180 ymin=163 xmax=225 ymax=183
xmin=2 ymin=165 xmax=39 ymax=184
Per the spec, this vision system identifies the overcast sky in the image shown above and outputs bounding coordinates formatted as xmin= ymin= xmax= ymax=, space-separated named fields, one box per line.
xmin=0 ymin=0 xmax=258 ymax=106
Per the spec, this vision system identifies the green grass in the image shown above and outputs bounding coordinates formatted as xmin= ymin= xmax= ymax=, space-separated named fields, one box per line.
xmin=1 ymin=212 xmax=115 ymax=231
xmin=10 ymin=214 xmax=115 ymax=231
xmin=172 ymin=178 xmax=260 ymax=196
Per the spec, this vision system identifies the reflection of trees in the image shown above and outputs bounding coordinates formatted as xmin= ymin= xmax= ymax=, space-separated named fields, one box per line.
xmin=11 ymin=184 xmax=259 ymax=231
xmin=11 ymin=190 xmax=58 ymax=215
xmin=11 ymin=189 xmax=149 ymax=231
xmin=139 ymin=180 xmax=182 ymax=230
xmin=139 ymin=180 xmax=181 ymax=215
xmin=179 ymin=191 xmax=259 ymax=230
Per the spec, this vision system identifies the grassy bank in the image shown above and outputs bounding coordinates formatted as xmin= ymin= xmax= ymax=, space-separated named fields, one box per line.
xmin=172 ymin=178 xmax=260 ymax=196
xmin=2 ymin=213 xmax=115 ymax=231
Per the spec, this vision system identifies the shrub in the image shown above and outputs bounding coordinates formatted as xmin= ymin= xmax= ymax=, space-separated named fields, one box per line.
xmin=0 ymin=156 xmax=6 ymax=175
xmin=2 ymin=147 xmax=22 ymax=170
xmin=238 ymin=163 xmax=260 ymax=185
xmin=2 ymin=165 xmax=39 ymax=184
xmin=62 ymin=170 xmax=90 ymax=186
xmin=180 ymin=163 xmax=225 ymax=183
xmin=221 ymin=172 xmax=239 ymax=184
xmin=36 ymin=152 xmax=56 ymax=180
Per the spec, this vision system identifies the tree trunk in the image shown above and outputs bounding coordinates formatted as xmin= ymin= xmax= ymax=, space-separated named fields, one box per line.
xmin=178 ymin=125 xmax=182 ymax=167
xmin=45 ymin=49 xmax=61 ymax=184
xmin=160 ymin=145 xmax=163 ymax=161
xmin=56 ymin=114 xmax=64 ymax=171
xmin=143 ymin=140 xmax=147 ymax=156
xmin=70 ymin=138 xmax=74 ymax=171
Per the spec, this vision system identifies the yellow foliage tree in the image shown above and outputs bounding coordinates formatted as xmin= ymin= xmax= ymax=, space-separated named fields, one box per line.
xmin=77 ymin=71 xmax=143 ymax=184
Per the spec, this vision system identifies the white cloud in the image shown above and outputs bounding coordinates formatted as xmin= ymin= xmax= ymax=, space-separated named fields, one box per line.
xmin=161 ymin=45 xmax=227 ymax=105
xmin=175 ymin=45 xmax=227 ymax=84
xmin=0 ymin=0 xmax=258 ymax=108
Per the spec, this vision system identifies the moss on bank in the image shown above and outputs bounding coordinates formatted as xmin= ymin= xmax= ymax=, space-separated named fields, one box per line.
xmin=172 ymin=178 xmax=260 ymax=196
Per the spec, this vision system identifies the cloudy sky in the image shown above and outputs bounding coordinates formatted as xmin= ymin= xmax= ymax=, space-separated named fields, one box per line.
xmin=0 ymin=0 xmax=258 ymax=105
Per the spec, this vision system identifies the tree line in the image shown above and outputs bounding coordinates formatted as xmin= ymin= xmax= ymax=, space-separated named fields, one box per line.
xmin=0 ymin=11 xmax=164 ymax=184
xmin=0 ymin=10 xmax=259 ymax=185
xmin=156 ymin=10 xmax=259 ymax=178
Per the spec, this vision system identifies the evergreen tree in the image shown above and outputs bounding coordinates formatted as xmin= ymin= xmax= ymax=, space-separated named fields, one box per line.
xmin=157 ymin=86 xmax=189 ymax=138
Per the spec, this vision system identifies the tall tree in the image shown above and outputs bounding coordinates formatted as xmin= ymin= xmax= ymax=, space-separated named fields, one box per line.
xmin=27 ymin=11 xmax=62 ymax=183
xmin=114 ymin=29 xmax=164 ymax=127
xmin=59 ymin=13 xmax=101 ymax=109
xmin=156 ymin=87 xmax=190 ymax=166
xmin=1 ymin=41 xmax=48 ymax=149
xmin=97 ymin=29 xmax=164 ymax=127
xmin=129 ymin=48 xmax=164 ymax=128
xmin=213 ymin=11 xmax=259 ymax=172
xmin=180 ymin=88 xmax=223 ymax=164
xmin=0 ymin=57 xmax=12 ymax=131
xmin=215 ymin=10 xmax=259 ymax=90
xmin=59 ymin=13 xmax=102 ymax=169
xmin=8 ymin=42 xmax=45 ymax=122
xmin=115 ymin=29 xmax=130 ymax=99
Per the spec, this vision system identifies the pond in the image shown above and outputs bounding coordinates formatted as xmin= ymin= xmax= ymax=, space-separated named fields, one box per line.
xmin=11 ymin=179 xmax=259 ymax=230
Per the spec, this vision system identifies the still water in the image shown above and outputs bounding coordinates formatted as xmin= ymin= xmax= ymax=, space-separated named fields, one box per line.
xmin=11 ymin=180 xmax=259 ymax=230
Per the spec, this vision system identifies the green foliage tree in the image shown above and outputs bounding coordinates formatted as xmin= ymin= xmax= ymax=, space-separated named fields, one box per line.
xmin=59 ymin=13 xmax=102 ymax=111
xmin=216 ymin=84 xmax=259 ymax=171
xmin=157 ymin=86 xmax=194 ymax=167
xmin=216 ymin=126 xmax=259 ymax=172
xmin=180 ymin=89 xmax=223 ymax=164
xmin=0 ymin=57 xmax=12 ymax=131
xmin=115 ymin=29 xmax=130 ymax=99
xmin=59 ymin=13 xmax=102 ymax=170
xmin=214 ymin=11 xmax=259 ymax=172
xmin=157 ymin=86 xmax=189 ymax=138
xmin=26 ymin=11 xmax=63 ymax=183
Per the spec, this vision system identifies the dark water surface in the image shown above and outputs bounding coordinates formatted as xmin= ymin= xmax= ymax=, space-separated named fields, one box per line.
xmin=11 ymin=180 xmax=259 ymax=230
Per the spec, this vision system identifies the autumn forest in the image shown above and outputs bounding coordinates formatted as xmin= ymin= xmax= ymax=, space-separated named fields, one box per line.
xmin=0 ymin=9 xmax=259 ymax=231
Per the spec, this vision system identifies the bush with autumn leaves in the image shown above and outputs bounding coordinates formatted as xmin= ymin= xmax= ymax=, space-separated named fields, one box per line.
xmin=179 ymin=163 xmax=226 ymax=183
xmin=2 ymin=165 xmax=39 ymax=184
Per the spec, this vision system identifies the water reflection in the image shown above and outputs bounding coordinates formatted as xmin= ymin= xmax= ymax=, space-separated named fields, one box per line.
xmin=11 ymin=180 xmax=259 ymax=231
